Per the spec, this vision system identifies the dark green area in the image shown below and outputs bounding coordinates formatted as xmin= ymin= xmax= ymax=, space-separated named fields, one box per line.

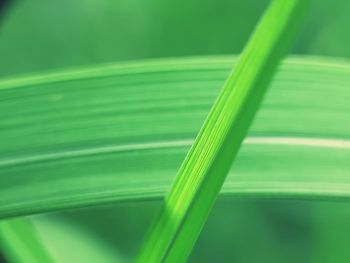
xmin=0 ymin=0 xmax=349 ymax=76
xmin=46 ymin=199 xmax=350 ymax=263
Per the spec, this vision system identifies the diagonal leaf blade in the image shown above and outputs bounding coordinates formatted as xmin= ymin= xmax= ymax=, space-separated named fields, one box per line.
xmin=137 ymin=0 xmax=309 ymax=262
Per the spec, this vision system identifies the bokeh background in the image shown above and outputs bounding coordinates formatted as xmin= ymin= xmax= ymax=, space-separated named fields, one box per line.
xmin=0 ymin=0 xmax=350 ymax=262
xmin=1 ymin=0 xmax=350 ymax=76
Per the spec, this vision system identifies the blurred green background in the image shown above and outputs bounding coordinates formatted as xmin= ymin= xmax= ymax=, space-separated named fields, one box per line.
xmin=1 ymin=0 xmax=350 ymax=76
xmin=0 ymin=0 xmax=350 ymax=262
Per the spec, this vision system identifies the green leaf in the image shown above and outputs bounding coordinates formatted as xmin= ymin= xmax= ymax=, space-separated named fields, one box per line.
xmin=1 ymin=55 xmax=350 ymax=221
xmin=0 ymin=218 xmax=54 ymax=263
xmin=0 ymin=216 xmax=126 ymax=263
xmin=137 ymin=0 xmax=309 ymax=261
xmin=1 ymin=55 xmax=350 ymax=220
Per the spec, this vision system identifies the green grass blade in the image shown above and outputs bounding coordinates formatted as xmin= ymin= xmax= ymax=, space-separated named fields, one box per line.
xmin=137 ymin=0 xmax=309 ymax=261
xmin=0 ymin=216 xmax=127 ymax=263
xmin=0 ymin=219 xmax=54 ymax=263
xmin=1 ymin=56 xmax=350 ymax=220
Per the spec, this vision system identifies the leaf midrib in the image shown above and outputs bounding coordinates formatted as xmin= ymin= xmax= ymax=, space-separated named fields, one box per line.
xmin=1 ymin=136 xmax=349 ymax=168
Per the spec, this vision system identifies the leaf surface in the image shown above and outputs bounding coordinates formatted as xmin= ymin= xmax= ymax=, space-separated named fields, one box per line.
xmin=0 ymin=56 xmax=349 ymax=220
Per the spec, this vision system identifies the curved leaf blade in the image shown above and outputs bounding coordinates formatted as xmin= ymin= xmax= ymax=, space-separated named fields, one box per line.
xmin=0 ymin=56 xmax=349 ymax=220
